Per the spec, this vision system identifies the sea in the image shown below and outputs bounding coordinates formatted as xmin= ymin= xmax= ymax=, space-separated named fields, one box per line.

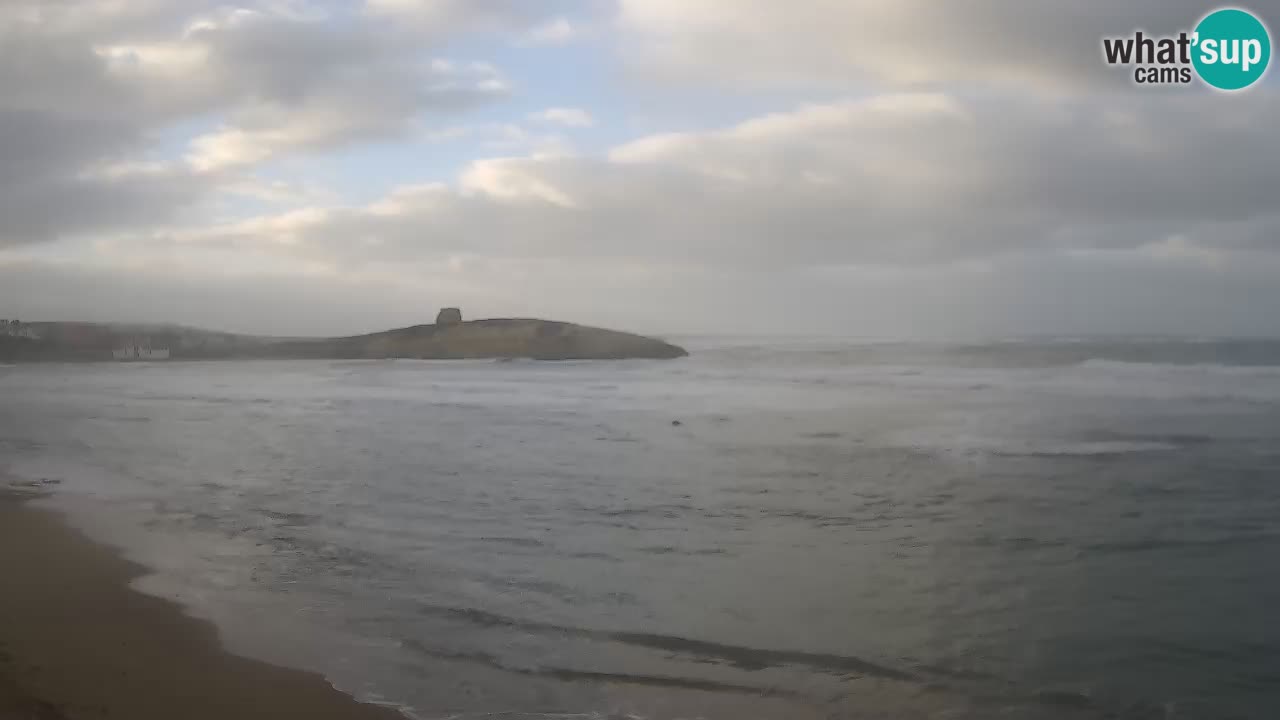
xmin=2 ymin=337 xmax=1279 ymax=720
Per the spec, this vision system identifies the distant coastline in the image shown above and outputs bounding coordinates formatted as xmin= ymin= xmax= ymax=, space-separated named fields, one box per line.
xmin=0 ymin=316 xmax=688 ymax=363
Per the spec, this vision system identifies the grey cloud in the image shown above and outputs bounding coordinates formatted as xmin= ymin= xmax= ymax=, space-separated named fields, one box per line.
xmin=0 ymin=1 xmax=225 ymax=39
xmin=0 ymin=33 xmax=196 ymax=247
xmin=0 ymin=29 xmax=135 ymax=116
xmin=125 ymin=10 xmax=511 ymax=167
xmin=0 ymin=2 xmax=512 ymax=246
xmin=0 ymin=111 xmax=134 ymax=189
xmin=182 ymin=10 xmax=503 ymax=110
xmin=0 ymin=167 xmax=206 ymax=245
xmin=618 ymin=0 xmax=1236 ymax=91
xmin=169 ymin=90 xmax=1280 ymax=270
xmin=5 ymin=1 xmax=1279 ymax=337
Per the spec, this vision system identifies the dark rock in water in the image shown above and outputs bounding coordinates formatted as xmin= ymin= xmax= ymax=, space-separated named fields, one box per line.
xmin=436 ymin=307 xmax=462 ymax=325
xmin=671 ymin=420 xmax=683 ymax=426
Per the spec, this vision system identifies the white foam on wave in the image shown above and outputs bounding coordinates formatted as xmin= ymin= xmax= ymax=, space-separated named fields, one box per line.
xmin=895 ymin=432 xmax=1182 ymax=458
xmin=1078 ymin=359 xmax=1280 ymax=375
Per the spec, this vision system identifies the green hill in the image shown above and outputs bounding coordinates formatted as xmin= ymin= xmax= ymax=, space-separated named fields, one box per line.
xmin=1 ymin=318 xmax=687 ymax=362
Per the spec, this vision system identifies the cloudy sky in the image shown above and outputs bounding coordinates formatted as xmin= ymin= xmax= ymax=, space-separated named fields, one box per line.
xmin=1 ymin=0 xmax=1278 ymax=337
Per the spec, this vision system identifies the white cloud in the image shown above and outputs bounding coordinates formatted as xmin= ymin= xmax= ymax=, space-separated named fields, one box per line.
xmin=528 ymin=107 xmax=595 ymax=128
xmin=520 ymin=17 xmax=576 ymax=46
xmin=460 ymin=156 xmax=579 ymax=208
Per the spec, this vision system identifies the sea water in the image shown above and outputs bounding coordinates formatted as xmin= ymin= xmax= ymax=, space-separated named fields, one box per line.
xmin=2 ymin=337 xmax=1279 ymax=719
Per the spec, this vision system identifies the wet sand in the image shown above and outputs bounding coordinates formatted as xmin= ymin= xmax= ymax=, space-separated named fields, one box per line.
xmin=0 ymin=492 xmax=405 ymax=720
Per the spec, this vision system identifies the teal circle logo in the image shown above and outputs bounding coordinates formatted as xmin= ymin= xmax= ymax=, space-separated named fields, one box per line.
xmin=1192 ymin=8 xmax=1271 ymax=90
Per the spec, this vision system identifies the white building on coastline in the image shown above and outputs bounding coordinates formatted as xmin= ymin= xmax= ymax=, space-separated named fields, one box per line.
xmin=112 ymin=338 xmax=170 ymax=361
xmin=0 ymin=319 xmax=40 ymax=339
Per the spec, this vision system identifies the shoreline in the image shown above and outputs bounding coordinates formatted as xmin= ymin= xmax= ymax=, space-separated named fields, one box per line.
xmin=0 ymin=492 xmax=406 ymax=720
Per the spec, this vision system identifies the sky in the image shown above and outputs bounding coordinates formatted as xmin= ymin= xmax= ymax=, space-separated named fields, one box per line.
xmin=1 ymin=0 xmax=1278 ymax=338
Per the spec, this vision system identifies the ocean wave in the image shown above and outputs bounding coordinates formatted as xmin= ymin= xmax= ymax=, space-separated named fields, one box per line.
xmin=1078 ymin=358 xmax=1280 ymax=374
xmin=415 ymin=604 xmax=917 ymax=680
xmin=400 ymin=639 xmax=791 ymax=697
xmin=991 ymin=440 xmax=1181 ymax=457
xmin=903 ymin=433 xmax=1189 ymax=458
xmin=1077 ymin=533 xmax=1280 ymax=558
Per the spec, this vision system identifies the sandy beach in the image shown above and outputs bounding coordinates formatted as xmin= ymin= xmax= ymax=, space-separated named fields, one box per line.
xmin=0 ymin=492 xmax=404 ymax=720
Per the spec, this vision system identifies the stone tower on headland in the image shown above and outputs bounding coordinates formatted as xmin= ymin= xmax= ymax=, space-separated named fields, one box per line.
xmin=436 ymin=307 xmax=462 ymax=326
